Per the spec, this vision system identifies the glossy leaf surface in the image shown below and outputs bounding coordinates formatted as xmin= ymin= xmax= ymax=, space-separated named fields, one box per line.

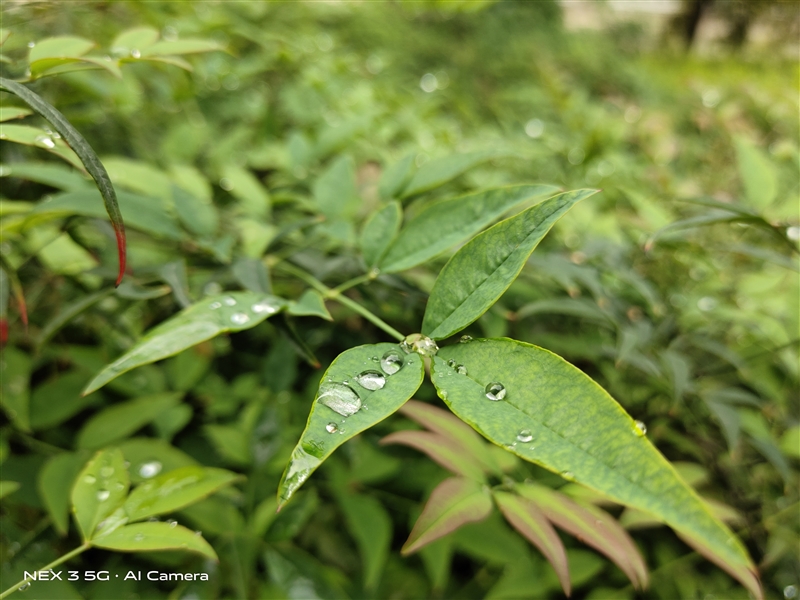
xmin=83 ymin=293 xmax=286 ymax=394
xmin=381 ymin=184 xmax=559 ymax=273
xmin=381 ymin=430 xmax=486 ymax=481
xmin=92 ymin=522 xmax=217 ymax=560
xmin=71 ymin=448 xmax=129 ymax=541
xmin=399 ymin=150 xmax=501 ymax=198
xmin=422 ymin=189 xmax=598 ymax=339
xmin=277 ymin=343 xmax=424 ymax=509
xmin=431 ymin=338 xmax=757 ymax=595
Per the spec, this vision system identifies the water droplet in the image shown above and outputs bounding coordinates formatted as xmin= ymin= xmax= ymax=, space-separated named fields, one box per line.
xmin=325 ymin=422 xmax=338 ymax=433
xmin=400 ymin=333 xmax=439 ymax=356
xmin=370 ymin=356 xmax=379 ymax=362
xmin=209 ymin=301 xmax=222 ymax=309
xmin=18 ymin=581 xmax=31 ymax=591
xmin=83 ymin=475 xmax=96 ymax=484
xmin=456 ymin=364 xmax=467 ymax=375
xmin=251 ymin=300 xmax=278 ymax=314
xmin=27 ymin=41 xmax=35 ymax=48
xmin=517 ymin=429 xmax=533 ymax=443
xmin=35 ymin=135 xmax=56 ymax=149
xmin=138 ymin=461 xmax=162 ymax=479
xmin=230 ymin=312 xmax=250 ymax=325
xmin=223 ymin=296 xmax=237 ymax=306
xmin=447 ymin=359 xmax=456 ymax=367
xmin=561 ymin=471 xmax=574 ymax=479
xmin=459 ymin=335 xmax=473 ymax=343
xmin=97 ymin=489 xmax=110 ymax=502
xmin=134 ymin=533 xmax=145 ymax=541
xmin=784 ymin=585 xmax=798 ymax=599
xmin=130 ymin=48 xmax=141 ymax=58
xmin=194 ymin=530 xmax=202 ymax=536
xmin=168 ymin=520 xmax=178 ymax=528
xmin=634 ymin=420 xmax=647 ymax=436
xmin=354 ymin=370 xmax=386 ymax=391
xmin=100 ymin=466 xmax=115 ymax=478
xmin=318 ymin=382 xmax=361 ymax=417
xmin=380 ymin=349 xmax=404 ymax=375
xmin=485 ymin=382 xmax=506 ymax=401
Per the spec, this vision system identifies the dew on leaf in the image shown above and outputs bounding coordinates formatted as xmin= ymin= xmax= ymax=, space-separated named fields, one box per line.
xmin=83 ymin=475 xmax=96 ymax=484
xmin=35 ymin=135 xmax=56 ymax=149
xmin=485 ymin=382 xmax=506 ymax=401
xmin=516 ymin=429 xmax=533 ymax=443
xmin=209 ymin=301 xmax=222 ymax=309
xmin=318 ymin=382 xmax=361 ymax=417
xmin=223 ymin=296 xmax=237 ymax=306
xmin=230 ymin=312 xmax=250 ymax=325
xmin=354 ymin=370 xmax=386 ymax=391
xmin=97 ymin=489 xmax=110 ymax=502
xmin=18 ymin=582 xmax=31 ymax=591
xmin=447 ymin=359 xmax=456 ymax=368
xmin=400 ymin=333 xmax=438 ymax=356
xmin=456 ymin=364 xmax=467 ymax=375
xmin=134 ymin=533 xmax=145 ymax=541
xmin=100 ymin=466 xmax=115 ymax=478
xmin=168 ymin=520 xmax=178 ymax=528
xmin=459 ymin=335 xmax=473 ymax=343
xmin=634 ymin=420 xmax=647 ymax=436
xmin=251 ymin=300 xmax=278 ymax=314
xmin=380 ymin=349 xmax=404 ymax=375
xmin=138 ymin=461 xmax=162 ymax=479
xmin=325 ymin=422 xmax=338 ymax=434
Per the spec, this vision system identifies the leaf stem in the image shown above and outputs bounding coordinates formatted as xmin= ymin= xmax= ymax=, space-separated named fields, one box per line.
xmin=275 ymin=262 xmax=404 ymax=341
xmin=0 ymin=543 xmax=90 ymax=599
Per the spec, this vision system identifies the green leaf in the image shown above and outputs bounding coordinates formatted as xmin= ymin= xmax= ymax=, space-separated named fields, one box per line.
xmin=140 ymin=39 xmax=222 ymax=57
xmin=277 ymin=343 xmax=424 ymax=509
xmin=493 ymin=491 xmax=570 ymax=596
xmin=118 ymin=438 xmax=198 ymax=485
xmin=431 ymin=339 xmax=759 ymax=597
xmin=287 ymin=289 xmax=332 ymax=321
xmin=400 ymin=150 xmax=502 ymax=198
xmin=220 ymin=164 xmax=271 ymax=218
xmin=71 ymin=448 xmax=129 ymax=541
xmin=0 ymin=346 xmax=30 ymax=431
xmin=83 ymin=292 xmax=286 ymax=394
xmin=110 ymin=27 xmax=160 ymax=56
xmin=0 ymin=481 xmax=20 ymax=499
xmin=123 ymin=466 xmax=240 ymax=522
xmin=337 ymin=492 xmax=392 ymax=591
xmin=0 ymin=106 xmax=32 ymax=121
xmin=76 ymin=392 xmax=183 ymax=449
xmin=0 ymin=161 xmax=89 ymax=191
xmin=38 ymin=452 xmax=88 ymax=535
xmin=172 ymin=184 xmax=218 ymax=237
xmin=29 ymin=36 xmax=95 ymax=77
xmin=381 ymin=430 xmax=486 ymax=481
xmin=379 ymin=153 xmax=416 ymax=199
xmin=92 ymin=522 xmax=217 ymax=560
xmin=0 ymin=123 xmax=83 ymax=168
xmin=360 ymin=201 xmax=402 ymax=267
xmin=734 ymin=136 xmax=778 ymax=209
xmin=401 ymin=477 xmax=492 ymax=555
xmin=422 ymin=189 xmax=597 ymax=339
xmin=381 ymin=184 xmax=560 ymax=273
xmin=232 ymin=257 xmax=271 ymax=295
xmin=30 ymin=371 xmax=101 ymax=430
xmin=313 ymin=155 xmax=359 ymax=219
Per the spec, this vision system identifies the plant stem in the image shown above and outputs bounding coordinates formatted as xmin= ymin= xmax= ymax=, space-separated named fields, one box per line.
xmin=274 ymin=262 xmax=404 ymax=341
xmin=0 ymin=543 xmax=90 ymax=599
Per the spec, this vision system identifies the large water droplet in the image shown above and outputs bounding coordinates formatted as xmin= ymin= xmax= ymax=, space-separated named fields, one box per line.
xmin=325 ymin=422 xmax=338 ymax=434
xmin=138 ymin=461 xmax=162 ymax=479
xmin=517 ymin=429 xmax=533 ymax=443
xmin=485 ymin=382 xmax=506 ymax=401
xmin=134 ymin=533 xmax=145 ymax=541
xmin=355 ymin=370 xmax=386 ymax=391
xmin=83 ymin=475 xmax=96 ymax=484
xmin=251 ymin=300 xmax=278 ymax=314
xmin=634 ymin=420 xmax=647 ymax=436
xmin=97 ymin=489 xmax=110 ymax=502
xmin=223 ymin=296 xmax=237 ymax=306
xmin=100 ymin=466 xmax=115 ymax=478
xmin=35 ymin=135 xmax=56 ymax=149
xmin=318 ymin=382 xmax=361 ymax=417
xmin=400 ymin=333 xmax=438 ymax=356
xmin=380 ymin=350 xmax=404 ymax=375
xmin=456 ymin=364 xmax=468 ymax=375
xmin=230 ymin=312 xmax=250 ymax=325
xmin=459 ymin=335 xmax=473 ymax=343
xmin=18 ymin=581 xmax=31 ymax=591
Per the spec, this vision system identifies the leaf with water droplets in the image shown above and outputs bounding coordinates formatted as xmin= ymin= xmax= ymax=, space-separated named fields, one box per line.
xmin=381 ymin=184 xmax=560 ymax=273
xmin=401 ymin=477 xmax=492 ymax=555
xmin=71 ymin=448 xmax=129 ymax=541
xmin=277 ymin=343 xmax=424 ymax=509
xmin=493 ymin=491 xmax=571 ymax=596
xmin=431 ymin=339 xmax=759 ymax=598
xmin=422 ymin=189 xmax=598 ymax=339
xmin=123 ymin=466 xmax=241 ymax=522
xmin=381 ymin=430 xmax=486 ymax=481
xmin=287 ymin=289 xmax=332 ymax=321
xmin=91 ymin=521 xmax=217 ymax=560
xmin=82 ymin=292 xmax=287 ymax=394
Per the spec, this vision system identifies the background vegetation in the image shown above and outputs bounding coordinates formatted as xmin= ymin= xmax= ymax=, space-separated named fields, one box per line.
xmin=1 ymin=1 xmax=797 ymax=598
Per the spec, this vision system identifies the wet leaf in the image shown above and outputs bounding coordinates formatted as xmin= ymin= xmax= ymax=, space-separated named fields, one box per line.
xmin=400 ymin=150 xmax=502 ymax=198
xmin=92 ymin=522 xmax=217 ymax=560
xmin=83 ymin=292 xmax=286 ymax=394
xmin=402 ymin=477 xmax=492 ymax=555
xmin=381 ymin=184 xmax=560 ymax=273
xmin=360 ymin=201 xmax=402 ymax=267
xmin=381 ymin=430 xmax=486 ymax=481
xmin=110 ymin=27 xmax=159 ymax=56
xmin=277 ymin=343 xmax=424 ymax=509
xmin=422 ymin=189 xmax=598 ymax=339
xmin=71 ymin=448 xmax=129 ymax=541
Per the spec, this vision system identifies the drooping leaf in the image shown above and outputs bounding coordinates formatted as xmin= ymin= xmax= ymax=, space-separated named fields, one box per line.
xmin=402 ymin=477 xmax=492 ymax=555
xmin=287 ymin=289 xmax=332 ymax=321
xmin=337 ymin=491 xmax=392 ymax=591
xmin=37 ymin=452 xmax=88 ymax=536
xmin=71 ymin=448 xmax=129 ymax=541
xmin=83 ymin=292 xmax=287 ymax=394
xmin=360 ymin=201 xmax=402 ymax=267
xmin=380 ymin=184 xmax=560 ymax=273
xmin=381 ymin=430 xmax=486 ymax=481
xmin=92 ymin=522 xmax=217 ymax=560
xmin=493 ymin=491 xmax=571 ymax=596
xmin=277 ymin=343 xmax=424 ymax=509
xmin=422 ymin=189 xmax=597 ymax=339
xmin=124 ymin=466 xmax=241 ymax=522
xmin=431 ymin=339 xmax=759 ymax=597
xmin=400 ymin=150 xmax=502 ymax=198
xmin=76 ymin=392 xmax=183 ymax=449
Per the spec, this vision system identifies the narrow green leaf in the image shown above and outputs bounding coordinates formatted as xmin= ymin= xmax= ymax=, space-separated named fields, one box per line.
xmin=220 ymin=164 xmax=271 ymax=218
xmin=381 ymin=430 xmax=486 ymax=481
xmin=0 ymin=77 xmax=127 ymax=285
xmin=0 ymin=481 xmax=20 ymax=499
xmin=379 ymin=153 xmax=415 ymax=199
xmin=400 ymin=150 xmax=501 ymax=198
xmin=0 ymin=123 xmax=83 ymax=168
xmin=140 ymin=39 xmax=222 ymax=57
xmin=277 ymin=343 xmax=424 ymax=509
xmin=431 ymin=339 xmax=758 ymax=596
xmin=71 ymin=448 xmax=129 ymax=541
xmin=76 ymin=392 xmax=183 ymax=449
xmin=337 ymin=492 xmax=392 ymax=591
xmin=422 ymin=189 xmax=598 ymax=339
xmin=734 ymin=136 xmax=778 ymax=209
xmin=493 ymin=491 xmax=571 ymax=596
xmin=0 ymin=106 xmax=32 ymax=121
xmin=124 ymin=466 xmax=240 ymax=522
xmin=92 ymin=522 xmax=217 ymax=560
xmin=38 ymin=452 xmax=88 ymax=535
xmin=287 ymin=289 xmax=332 ymax=321
xmin=360 ymin=201 xmax=402 ymax=267
xmin=82 ymin=292 xmax=286 ymax=395
xmin=402 ymin=477 xmax=492 ymax=555
xmin=0 ymin=161 xmax=90 ymax=190
xmin=110 ymin=27 xmax=160 ymax=56
xmin=313 ymin=155 xmax=358 ymax=218
xmin=381 ymin=184 xmax=560 ymax=273
xmin=0 ymin=346 xmax=31 ymax=431
xmin=29 ymin=36 xmax=95 ymax=77
xmin=37 ymin=288 xmax=113 ymax=350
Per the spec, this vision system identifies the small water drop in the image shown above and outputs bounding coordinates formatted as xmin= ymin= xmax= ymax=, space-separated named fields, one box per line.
xmin=318 ymin=382 xmax=361 ymax=417
xmin=134 ymin=533 xmax=145 ymax=541
xmin=401 ymin=333 xmax=438 ymax=356
xmin=18 ymin=581 xmax=31 ymax=591
xmin=370 ymin=356 xmax=379 ymax=362
xmin=355 ymin=370 xmax=386 ymax=391
xmin=633 ymin=420 xmax=647 ymax=436
xmin=83 ymin=475 xmax=96 ymax=484
xmin=230 ymin=312 xmax=250 ymax=325
xmin=209 ymin=301 xmax=222 ymax=309
xmin=168 ymin=520 xmax=178 ymax=528
xmin=517 ymin=429 xmax=533 ymax=443
xmin=194 ymin=530 xmax=202 ymax=536
xmin=148 ymin=517 xmax=159 ymax=522
xmin=100 ymin=466 xmax=115 ymax=478
xmin=380 ymin=349 xmax=404 ymax=375
xmin=456 ymin=364 xmax=468 ymax=375
xmin=138 ymin=461 xmax=162 ymax=479
xmin=223 ymin=296 xmax=237 ymax=306
xmin=561 ymin=471 xmax=574 ymax=479
xmin=130 ymin=48 xmax=141 ymax=58
xmin=251 ymin=300 xmax=278 ymax=314
xmin=35 ymin=135 xmax=56 ymax=149
xmin=325 ymin=422 xmax=338 ymax=434
xmin=459 ymin=335 xmax=473 ymax=343
xmin=27 ymin=41 xmax=35 ymax=48
xmin=97 ymin=489 xmax=110 ymax=502
xmin=447 ymin=359 xmax=456 ymax=367
xmin=485 ymin=382 xmax=506 ymax=401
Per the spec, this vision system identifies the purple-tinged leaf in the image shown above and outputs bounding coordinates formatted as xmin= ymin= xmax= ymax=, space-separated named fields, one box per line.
xmin=402 ymin=477 xmax=492 ymax=555
xmin=381 ymin=430 xmax=485 ymax=482
xmin=494 ymin=491 xmax=571 ymax=596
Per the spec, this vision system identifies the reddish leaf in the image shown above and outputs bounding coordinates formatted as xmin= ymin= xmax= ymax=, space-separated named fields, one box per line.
xmin=678 ymin=531 xmax=763 ymax=600
xmin=402 ymin=477 xmax=492 ymax=555
xmin=381 ymin=430 xmax=485 ymax=481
